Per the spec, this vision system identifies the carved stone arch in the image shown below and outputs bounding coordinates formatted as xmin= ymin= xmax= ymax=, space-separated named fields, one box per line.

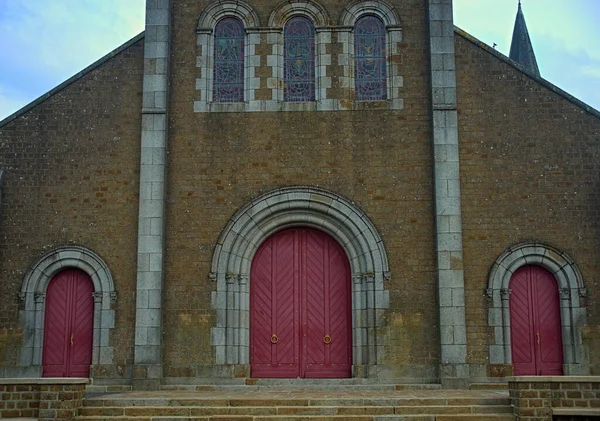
xmin=486 ymin=242 xmax=588 ymax=375
xmin=210 ymin=186 xmax=390 ymax=374
xmin=339 ymin=0 xmax=401 ymax=27
xmin=18 ymin=246 xmax=116 ymax=375
xmin=197 ymin=0 xmax=260 ymax=30
xmin=268 ymin=0 xmax=330 ymax=27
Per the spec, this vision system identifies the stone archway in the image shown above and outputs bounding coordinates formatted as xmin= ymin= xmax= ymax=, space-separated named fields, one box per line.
xmin=210 ymin=186 xmax=390 ymax=373
xmin=486 ymin=242 xmax=588 ymax=375
xmin=18 ymin=246 xmax=116 ymax=375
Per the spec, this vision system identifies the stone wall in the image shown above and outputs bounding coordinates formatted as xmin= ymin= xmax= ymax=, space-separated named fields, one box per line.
xmin=455 ymin=30 xmax=600 ymax=379
xmin=0 ymin=0 xmax=599 ymax=387
xmin=508 ymin=376 xmax=600 ymax=420
xmin=0 ymin=378 xmax=87 ymax=420
xmin=162 ymin=0 xmax=439 ymax=381
xmin=0 ymin=38 xmax=144 ymax=382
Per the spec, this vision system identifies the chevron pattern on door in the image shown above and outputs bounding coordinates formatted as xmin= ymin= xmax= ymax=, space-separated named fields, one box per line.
xmin=509 ymin=266 xmax=563 ymax=376
xmin=250 ymin=228 xmax=351 ymax=378
xmin=534 ymin=268 xmax=564 ymax=375
xmin=43 ymin=269 xmax=94 ymax=378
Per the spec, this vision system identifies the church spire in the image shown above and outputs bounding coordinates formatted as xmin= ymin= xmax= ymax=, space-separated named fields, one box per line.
xmin=509 ymin=1 xmax=540 ymax=77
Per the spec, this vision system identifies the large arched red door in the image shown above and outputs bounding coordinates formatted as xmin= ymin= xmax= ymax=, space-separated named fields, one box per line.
xmin=250 ymin=228 xmax=352 ymax=378
xmin=509 ymin=266 xmax=563 ymax=375
xmin=43 ymin=269 xmax=94 ymax=377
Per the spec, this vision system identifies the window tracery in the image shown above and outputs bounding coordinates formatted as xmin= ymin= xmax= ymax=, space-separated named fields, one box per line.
xmin=213 ymin=18 xmax=245 ymax=103
xmin=354 ymin=15 xmax=387 ymax=101
xmin=284 ymin=17 xmax=316 ymax=102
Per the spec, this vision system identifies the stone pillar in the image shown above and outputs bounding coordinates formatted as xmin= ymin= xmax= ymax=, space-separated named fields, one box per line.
xmin=133 ymin=0 xmax=172 ymax=391
xmin=428 ymin=0 xmax=469 ymax=389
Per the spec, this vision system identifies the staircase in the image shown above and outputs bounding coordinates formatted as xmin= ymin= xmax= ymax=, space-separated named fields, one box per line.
xmin=77 ymin=387 xmax=515 ymax=421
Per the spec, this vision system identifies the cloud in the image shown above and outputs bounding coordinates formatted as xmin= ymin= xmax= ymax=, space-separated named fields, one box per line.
xmin=454 ymin=0 xmax=600 ymax=111
xmin=524 ymin=0 xmax=600 ymax=61
xmin=1 ymin=0 xmax=144 ymax=75
xmin=581 ymin=65 xmax=600 ymax=79
xmin=0 ymin=0 xmax=145 ymax=120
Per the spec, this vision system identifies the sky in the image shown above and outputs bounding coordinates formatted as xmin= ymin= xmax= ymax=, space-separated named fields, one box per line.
xmin=0 ymin=0 xmax=599 ymax=121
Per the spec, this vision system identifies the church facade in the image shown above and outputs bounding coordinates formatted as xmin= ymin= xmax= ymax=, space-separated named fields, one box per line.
xmin=0 ymin=0 xmax=599 ymax=390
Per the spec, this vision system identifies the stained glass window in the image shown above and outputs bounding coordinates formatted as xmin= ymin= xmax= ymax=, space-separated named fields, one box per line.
xmin=354 ymin=15 xmax=387 ymax=101
xmin=214 ymin=17 xmax=244 ymax=103
xmin=284 ymin=17 xmax=315 ymax=102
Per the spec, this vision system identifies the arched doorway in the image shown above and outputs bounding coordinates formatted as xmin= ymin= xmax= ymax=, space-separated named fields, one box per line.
xmin=250 ymin=228 xmax=352 ymax=378
xmin=509 ymin=265 xmax=563 ymax=375
xmin=42 ymin=269 xmax=94 ymax=377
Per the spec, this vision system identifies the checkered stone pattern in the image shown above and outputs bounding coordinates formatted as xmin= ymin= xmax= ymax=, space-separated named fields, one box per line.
xmin=195 ymin=30 xmax=262 ymax=113
xmin=194 ymin=2 xmax=403 ymax=113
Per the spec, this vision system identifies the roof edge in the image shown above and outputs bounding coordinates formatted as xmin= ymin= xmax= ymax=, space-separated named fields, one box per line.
xmin=0 ymin=32 xmax=145 ymax=128
xmin=454 ymin=26 xmax=600 ymax=119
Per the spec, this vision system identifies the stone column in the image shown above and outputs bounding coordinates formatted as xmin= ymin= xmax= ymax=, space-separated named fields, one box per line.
xmin=133 ymin=0 xmax=172 ymax=390
xmin=428 ymin=0 xmax=469 ymax=389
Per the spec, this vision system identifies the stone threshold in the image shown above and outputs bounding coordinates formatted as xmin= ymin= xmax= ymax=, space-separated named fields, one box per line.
xmin=0 ymin=377 xmax=89 ymax=384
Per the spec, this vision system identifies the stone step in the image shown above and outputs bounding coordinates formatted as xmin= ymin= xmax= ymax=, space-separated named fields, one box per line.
xmin=77 ymin=416 xmax=514 ymax=421
xmin=79 ymin=404 xmax=514 ymax=417
xmin=87 ymin=384 xmax=133 ymax=394
xmin=161 ymin=379 xmax=440 ymax=387
xmin=79 ymin=390 xmax=513 ymax=421
xmin=2 ymin=417 xmax=39 ymax=421
xmin=83 ymin=397 xmax=511 ymax=407
xmin=159 ymin=382 xmax=442 ymax=392
xmin=159 ymin=384 xmax=433 ymax=392
xmin=468 ymin=383 xmax=508 ymax=391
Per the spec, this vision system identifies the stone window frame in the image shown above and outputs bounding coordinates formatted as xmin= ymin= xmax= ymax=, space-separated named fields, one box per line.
xmin=194 ymin=0 xmax=404 ymax=113
xmin=282 ymin=16 xmax=317 ymax=103
xmin=195 ymin=0 xmax=261 ymax=113
xmin=212 ymin=17 xmax=246 ymax=103
xmin=354 ymin=14 xmax=388 ymax=101
xmin=209 ymin=186 xmax=390 ymax=372
xmin=18 ymin=246 xmax=116 ymax=375
xmin=266 ymin=1 xmax=332 ymax=112
xmin=339 ymin=0 xmax=404 ymax=110
xmin=486 ymin=242 xmax=589 ymax=375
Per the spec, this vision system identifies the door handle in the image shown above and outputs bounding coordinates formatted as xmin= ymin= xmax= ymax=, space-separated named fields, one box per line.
xmin=70 ymin=334 xmax=74 ymax=346
xmin=270 ymin=334 xmax=278 ymax=344
xmin=536 ymin=332 xmax=540 ymax=345
xmin=323 ymin=335 xmax=332 ymax=344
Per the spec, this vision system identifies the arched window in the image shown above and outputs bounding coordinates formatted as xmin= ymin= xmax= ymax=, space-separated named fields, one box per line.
xmin=284 ymin=17 xmax=315 ymax=102
xmin=354 ymin=15 xmax=387 ymax=101
xmin=213 ymin=17 xmax=245 ymax=102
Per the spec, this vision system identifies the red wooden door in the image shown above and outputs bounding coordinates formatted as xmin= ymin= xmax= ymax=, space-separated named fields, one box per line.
xmin=250 ymin=228 xmax=352 ymax=378
xmin=509 ymin=266 xmax=563 ymax=375
xmin=43 ymin=269 xmax=94 ymax=378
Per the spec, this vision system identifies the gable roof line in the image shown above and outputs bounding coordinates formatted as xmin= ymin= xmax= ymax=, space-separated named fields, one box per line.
xmin=0 ymin=32 xmax=145 ymax=128
xmin=454 ymin=26 xmax=600 ymax=119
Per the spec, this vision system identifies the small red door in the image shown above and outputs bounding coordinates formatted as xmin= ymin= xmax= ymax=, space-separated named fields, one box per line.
xmin=43 ymin=269 xmax=94 ymax=378
xmin=250 ymin=228 xmax=352 ymax=378
xmin=509 ymin=266 xmax=563 ymax=375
